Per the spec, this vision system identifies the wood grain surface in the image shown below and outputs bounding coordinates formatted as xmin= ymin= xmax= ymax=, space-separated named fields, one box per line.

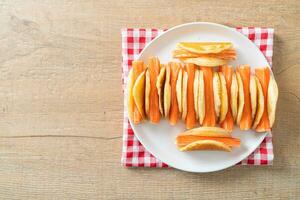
xmin=0 ymin=0 xmax=299 ymax=199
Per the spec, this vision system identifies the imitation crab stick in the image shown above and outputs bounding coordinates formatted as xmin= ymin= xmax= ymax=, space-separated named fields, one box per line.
xmin=132 ymin=60 xmax=145 ymax=123
xmin=201 ymin=67 xmax=216 ymax=127
xmin=237 ymin=65 xmax=252 ymax=130
xmin=176 ymin=136 xmax=241 ymax=147
xmin=255 ymin=67 xmax=271 ymax=132
xmin=185 ymin=63 xmax=197 ymax=129
xmin=169 ymin=62 xmax=181 ymax=125
xmin=220 ymin=66 xmax=234 ymax=131
xmin=148 ymin=57 xmax=161 ymax=124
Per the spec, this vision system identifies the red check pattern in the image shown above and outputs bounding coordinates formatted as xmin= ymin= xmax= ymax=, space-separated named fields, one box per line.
xmin=121 ymin=27 xmax=274 ymax=167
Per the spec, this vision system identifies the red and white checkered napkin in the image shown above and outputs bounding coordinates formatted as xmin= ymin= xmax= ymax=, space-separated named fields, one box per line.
xmin=121 ymin=27 xmax=274 ymax=167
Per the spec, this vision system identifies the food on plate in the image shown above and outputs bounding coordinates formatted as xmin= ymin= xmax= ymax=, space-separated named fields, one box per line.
xmin=181 ymin=70 xmax=188 ymax=120
xmin=176 ymin=126 xmax=240 ymax=151
xmin=128 ymin=60 xmax=145 ymax=124
xmin=148 ymin=57 xmax=161 ymax=124
xmin=237 ymin=65 xmax=252 ymax=130
xmin=169 ymin=62 xmax=181 ymax=125
xmin=172 ymin=48 xmax=236 ymax=59
xmin=201 ymin=67 xmax=216 ymax=126
xmin=133 ymin=70 xmax=146 ymax=119
xmin=213 ymin=72 xmax=221 ymax=120
xmin=231 ymin=72 xmax=238 ymax=121
xmin=220 ymin=66 xmax=234 ymax=131
xmin=145 ymin=69 xmax=150 ymax=117
xmin=176 ymin=68 xmax=183 ymax=113
xmin=252 ymin=76 xmax=264 ymax=129
xmin=127 ymin=69 xmax=135 ymax=121
xmin=218 ymin=72 xmax=228 ymax=123
xmin=177 ymin=42 xmax=233 ymax=54
xmin=183 ymin=57 xmax=227 ymax=67
xmin=236 ymin=71 xmax=244 ymax=125
xmin=156 ymin=65 xmax=166 ymax=116
xmin=179 ymin=140 xmax=232 ymax=152
xmin=164 ymin=64 xmax=171 ymax=117
xmin=173 ymin=42 xmax=236 ymax=67
xmin=185 ymin=63 xmax=197 ymax=129
xmin=268 ymin=74 xmax=279 ymax=127
xmin=197 ymin=70 xmax=205 ymax=125
xmin=193 ymin=69 xmax=200 ymax=119
xmin=249 ymin=75 xmax=257 ymax=120
xmin=255 ymin=67 xmax=271 ymax=132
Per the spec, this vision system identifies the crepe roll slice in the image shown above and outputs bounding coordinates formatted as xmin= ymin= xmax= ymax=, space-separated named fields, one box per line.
xmin=213 ymin=72 xmax=221 ymax=122
xmin=145 ymin=69 xmax=150 ymax=118
xmin=197 ymin=70 xmax=205 ymax=125
xmin=176 ymin=68 xmax=183 ymax=114
xmin=148 ymin=57 xmax=161 ymax=124
xmin=127 ymin=69 xmax=135 ymax=121
xmin=218 ymin=72 xmax=228 ymax=123
xmin=181 ymin=70 xmax=188 ymax=121
xmin=237 ymin=65 xmax=252 ymax=130
xmin=179 ymin=140 xmax=232 ymax=152
xmin=255 ymin=67 xmax=271 ymax=132
xmin=176 ymin=127 xmax=240 ymax=152
xmin=231 ymin=72 xmax=238 ymax=121
xmin=164 ymin=64 xmax=171 ymax=118
xmin=252 ymin=76 xmax=265 ymax=129
xmin=201 ymin=67 xmax=216 ymax=127
xmin=185 ymin=63 xmax=197 ymax=129
xmin=193 ymin=69 xmax=200 ymax=119
xmin=169 ymin=62 xmax=181 ymax=125
xmin=250 ymin=75 xmax=257 ymax=120
xmin=133 ymin=70 xmax=146 ymax=119
xmin=220 ymin=66 xmax=234 ymax=132
xmin=131 ymin=60 xmax=145 ymax=123
xmin=236 ymin=71 xmax=244 ymax=125
xmin=268 ymin=74 xmax=279 ymax=127
xmin=156 ymin=65 xmax=166 ymax=116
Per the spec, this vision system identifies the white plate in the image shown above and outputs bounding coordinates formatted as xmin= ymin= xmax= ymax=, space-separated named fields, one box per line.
xmin=130 ymin=22 xmax=269 ymax=172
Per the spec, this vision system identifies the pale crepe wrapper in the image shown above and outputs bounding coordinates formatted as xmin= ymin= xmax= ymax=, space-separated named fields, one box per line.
xmin=198 ymin=70 xmax=205 ymax=125
xmin=231 ymin=72 xmax=238 ymax=121
xmin=268 ymin=74 xmax=279 ymax=127
xmin=236 ymin=71 xmax=244 ymax=124
xmin=127 ymin=69 xmax=135 ymax=121
xmin=176 ymin=68 xmax=183 ymax=113
xmin=252 ymin=76 xmax=265 ymax=129
xmin=133 ymin=70 xmax=146 ymax=119
xmin=181 ymin=71 xmax=188 ymax=120
xmin=183 ymin=57 xmax=227 ymax=67
xmin=177 ymin=126 xmax=231 ymax=137
xmin=250 ymin=75 xmax=257 ymax=120
xmin=164 ymin=64 xmax=171 ymax=117
xmin=193 ymin=69 xmax=200 ymax=119
xmin=213 ymin=72 xmax=221 ymax=119
xmin=177 ymin=42 xmax=233 ymax=54
xmin=218 ymin=72 xmax=228 ymax=122
xmin=145 ymin=69 xmax=150 ymax=117
xmin=156 ymin=65 xmax=166 ymax=116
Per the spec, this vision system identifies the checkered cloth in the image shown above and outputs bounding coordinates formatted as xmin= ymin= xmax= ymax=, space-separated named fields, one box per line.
xmin=121 ymin=27 xmax=274 ymax=167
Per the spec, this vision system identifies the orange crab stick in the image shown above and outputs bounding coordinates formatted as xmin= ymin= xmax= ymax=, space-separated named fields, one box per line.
xmin=201 ymin=66 xmax=216 ymax=127
xmin=237 ymin=65 xmax=252 ymax=130
xmin=169 ymin=62 xmax=181 ymax=125
xmin=185 ymin=63 xmax=197 ymax=129
xmin=220 ymin=66 xmax=234 ymax=131
xmin=132 ymin=60 xmax=144 ymax=123
xmin=148 ymin=57 xmax=161 ymax=124
xmin=255 ymin=67 xmax=271 ymax=132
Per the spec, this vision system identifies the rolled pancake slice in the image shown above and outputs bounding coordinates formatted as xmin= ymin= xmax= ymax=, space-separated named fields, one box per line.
xmin=156 ymin=65 xmax=166 ymax=116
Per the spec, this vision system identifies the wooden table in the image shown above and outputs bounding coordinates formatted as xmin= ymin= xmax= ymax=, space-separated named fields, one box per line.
xmin=0 ymin=0 xmax=298 ymax=199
